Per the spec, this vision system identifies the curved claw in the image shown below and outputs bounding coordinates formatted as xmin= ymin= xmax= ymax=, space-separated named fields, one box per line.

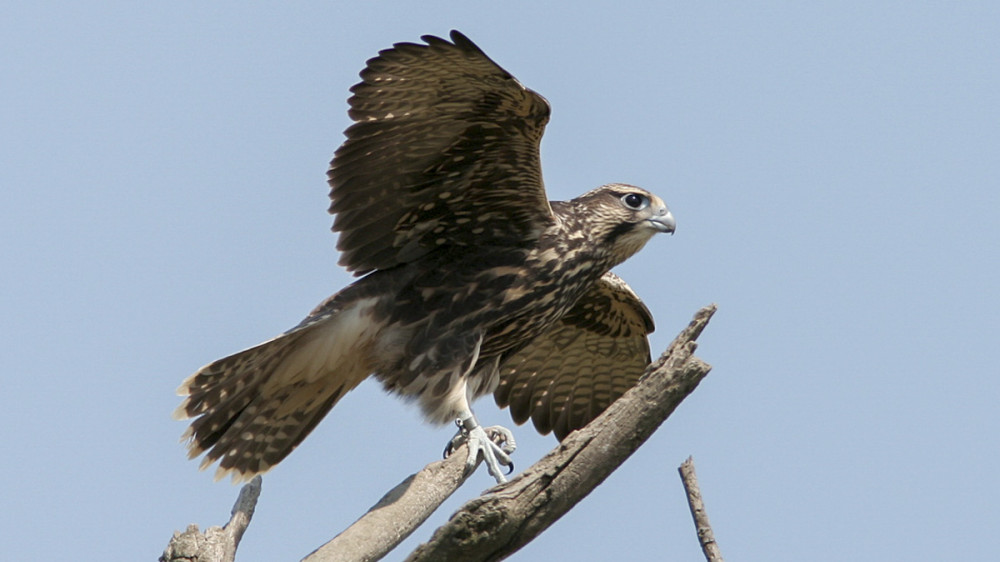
xmin=446 ymin=421 xmax=517 ymax=484
xmin=485 ymin=425 xmax=517 ymax=455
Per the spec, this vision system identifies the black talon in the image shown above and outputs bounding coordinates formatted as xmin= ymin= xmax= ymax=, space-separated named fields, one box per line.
xmin=505 ymin=461 xmax=515 ymax=475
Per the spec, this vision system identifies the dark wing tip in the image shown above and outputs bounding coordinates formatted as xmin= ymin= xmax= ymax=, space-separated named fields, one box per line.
xmin=418 ymin=33 xmax=450 ymax=47
xmin=448 ymin=30 xmax=479 ymax=51
xmin=414 ymin=31 xmax=478 ymax=53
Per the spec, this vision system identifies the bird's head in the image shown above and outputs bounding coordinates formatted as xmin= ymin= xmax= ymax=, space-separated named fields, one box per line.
xmin=569 ymin=183 xmax=674 ymax=267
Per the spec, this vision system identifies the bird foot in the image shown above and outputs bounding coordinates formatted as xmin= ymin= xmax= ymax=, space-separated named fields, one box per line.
xmin=444 ymin=414 xmax=516 ymax=484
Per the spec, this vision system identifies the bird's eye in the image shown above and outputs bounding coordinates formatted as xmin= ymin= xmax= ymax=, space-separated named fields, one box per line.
xmin=621 ymin=193 xmax=648 ymax=210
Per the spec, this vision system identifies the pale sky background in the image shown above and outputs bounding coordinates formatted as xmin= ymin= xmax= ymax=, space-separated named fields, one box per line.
xmin=3 ymin=2 xmax=998 ymax=561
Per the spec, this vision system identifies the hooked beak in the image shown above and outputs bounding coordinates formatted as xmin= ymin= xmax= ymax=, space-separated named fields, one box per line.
xmin=647 ymin=207 xmax=675 ymax=234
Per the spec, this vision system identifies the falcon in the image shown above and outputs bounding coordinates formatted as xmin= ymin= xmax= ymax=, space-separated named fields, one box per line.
xmin=174 ymin=30 xmax=675 ymax=484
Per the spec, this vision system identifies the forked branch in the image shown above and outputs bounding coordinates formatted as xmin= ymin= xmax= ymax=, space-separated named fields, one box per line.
xmin=162 ymin=305 xmax=716 ymax=562
xmin=160 ymin=476 xmax=262 ymax=562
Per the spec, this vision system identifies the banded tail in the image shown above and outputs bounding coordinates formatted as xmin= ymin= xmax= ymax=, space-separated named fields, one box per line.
xmin=174 ymin=299 xmax=379 ymax=482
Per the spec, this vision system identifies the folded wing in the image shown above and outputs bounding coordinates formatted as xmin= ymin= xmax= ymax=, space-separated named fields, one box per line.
xmin=495 ymin=272 xmax=655 ymax=440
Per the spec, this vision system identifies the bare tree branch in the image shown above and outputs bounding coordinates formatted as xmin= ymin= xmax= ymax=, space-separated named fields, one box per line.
xmin=679 ymin=456 xmax=725 ymax=562
xmin=404 ymin=304 xmax=716 ymax=561
xmin=302 ymin=445 xmax=477 ymax=562
xmin=161 ymin=476 xmax=262 ymax=562
xmin=164 ymin=305 xmax=715 ymax=561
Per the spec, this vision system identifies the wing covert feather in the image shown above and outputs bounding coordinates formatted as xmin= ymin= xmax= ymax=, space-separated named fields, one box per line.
xmin=495 ymin=272 xmax=655 ymax=440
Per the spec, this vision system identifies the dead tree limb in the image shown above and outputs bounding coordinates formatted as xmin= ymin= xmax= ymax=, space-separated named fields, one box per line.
xmin=404 ymin=304 xmax=716 ymax=561
xmin=160 ymin=476 xmax=262 ymax=562
xmin=163 ymin=304 xmax=715 ymax=561
xmin=302 ymin=445 xmax=477 ymax=562
xmin=679 ymin=456 xmax=725 ymax=562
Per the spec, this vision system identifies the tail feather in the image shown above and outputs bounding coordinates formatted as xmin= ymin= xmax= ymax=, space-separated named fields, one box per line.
xmin=173 ymin=332 xmax=299 ymax=421
xmin=207 ymin=382 xmax=345 ymax=481
xmin=174 ymin=299 xmax=379 ymax=482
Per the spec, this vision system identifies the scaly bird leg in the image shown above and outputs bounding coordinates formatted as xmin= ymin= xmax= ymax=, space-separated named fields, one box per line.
xmin=444 ymin=410 xmax=516 ymax=484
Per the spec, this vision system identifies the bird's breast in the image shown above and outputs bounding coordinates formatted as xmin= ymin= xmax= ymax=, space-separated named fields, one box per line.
xmin=477 ymin=249 xmax=610 ymax=357
xmin=368 ymin=233 xmax=616 ymax=379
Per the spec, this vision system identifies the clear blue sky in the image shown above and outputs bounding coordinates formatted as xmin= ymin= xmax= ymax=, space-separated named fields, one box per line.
xmin=3 ymin=3 xmax=998 ymax=560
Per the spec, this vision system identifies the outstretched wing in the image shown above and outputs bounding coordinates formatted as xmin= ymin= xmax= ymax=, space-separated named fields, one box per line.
xmin=329 ymin=30 xmax=555 ymax=275
xmin=494 ymin=272 xmax=655 ymax=440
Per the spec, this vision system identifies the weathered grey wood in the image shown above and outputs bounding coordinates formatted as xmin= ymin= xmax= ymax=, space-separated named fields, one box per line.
xmin=163 ymin=305 xmax=715 ymax=561
xmin=302 ymin=446 xmax=476 ymax=562
xmin=160 ymin=476 xmax=262 ymax=562
xmin=404 ymin=304 xmax=717 ymax=562
xmin=679 ymin=456 xmax=725 ymax=562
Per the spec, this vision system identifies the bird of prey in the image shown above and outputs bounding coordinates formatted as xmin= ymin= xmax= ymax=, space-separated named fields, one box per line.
xmin=174 ymin=30 xmax=675 ymax=484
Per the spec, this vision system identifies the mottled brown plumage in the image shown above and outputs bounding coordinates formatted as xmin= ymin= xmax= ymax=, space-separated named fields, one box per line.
xmin=330 ymin=31 xmax=552 ymax=275
xmin=174 ymin=31 xmax=674 ymax=483
xmin=494 ymin=272 xmax=654 ymax=440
